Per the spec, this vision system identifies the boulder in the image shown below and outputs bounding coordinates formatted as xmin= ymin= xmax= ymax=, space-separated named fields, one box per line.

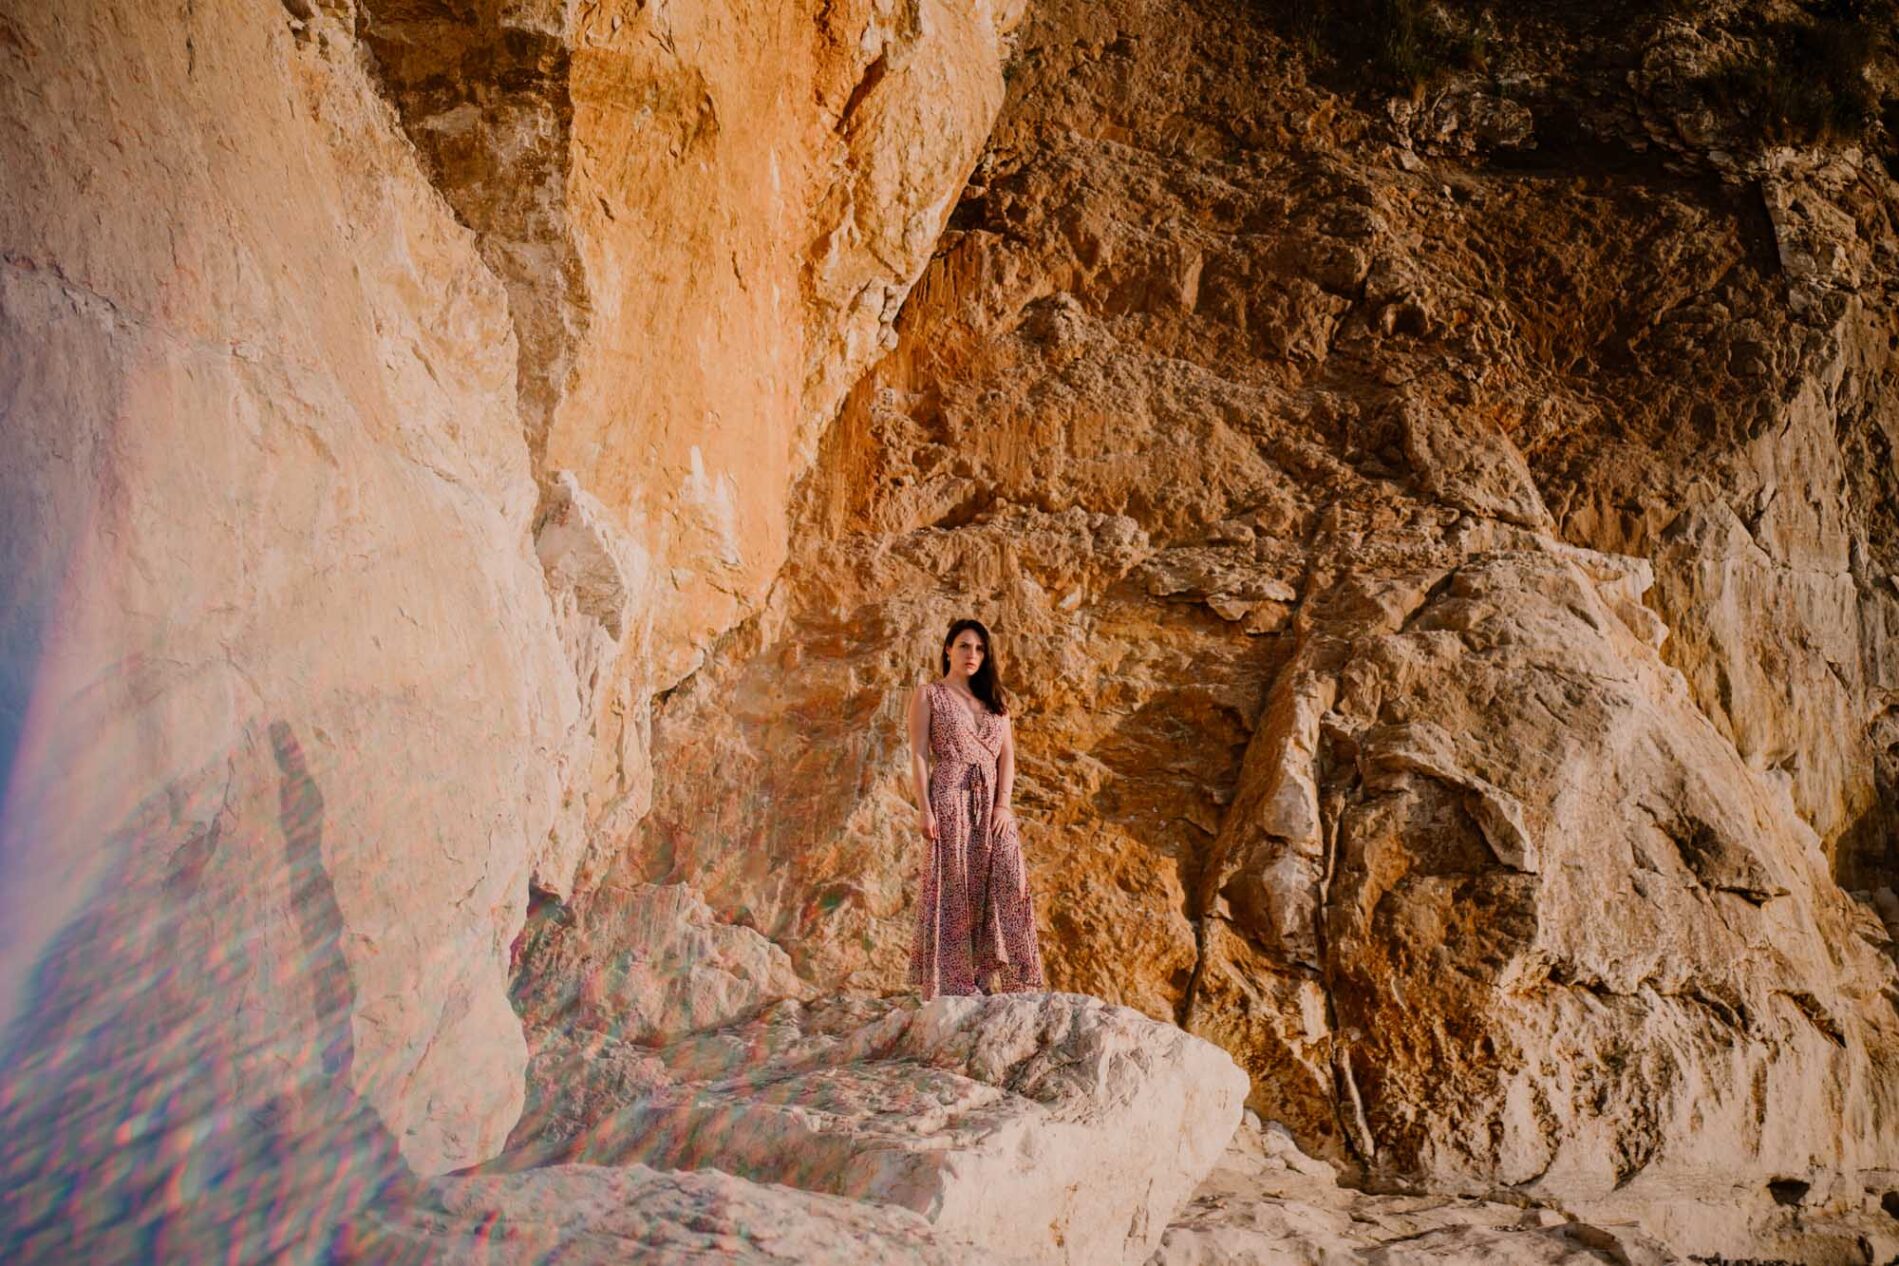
xmin=502 ymin=992 xmax=1249 ymax=1266
xmin=340 ymin=1163 xmax=1020 ymax=1265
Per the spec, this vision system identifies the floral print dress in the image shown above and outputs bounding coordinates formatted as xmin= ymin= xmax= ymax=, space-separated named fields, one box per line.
xmin=909 ymin=680 xmax=1047 ymax=999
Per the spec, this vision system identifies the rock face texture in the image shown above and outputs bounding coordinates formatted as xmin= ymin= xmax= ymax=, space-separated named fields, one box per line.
xmin=514 ymin=0 xmax=1899 ymax=1256
xmin=349 ymin=993 xmax=1245 ymax=1266
xmin=510 ymin=880 xmax=812 ymax=1047
xmin=340 ymin=1163 xmax=1026 ymax=1266
xmin=501 ymin=992 xmax=1248 ymax=1266
xmin=1207 ymin=543 xmax=1899 ymax=1214
xmin=1156 ymin=1113 xmax=1899 ymax=1266
xmin=0 ymin=0 xmax=1012 ymax=1259
xmin=357 ymin=0 xmax=1026 ymax=895
xmin=1151 ymin=1113 xmax=1682 ymax=1266
xmin=0 ymin=0 xmax=569 ymax=1204
xmin=8 ymin=0 xmax=1899 ymax=1261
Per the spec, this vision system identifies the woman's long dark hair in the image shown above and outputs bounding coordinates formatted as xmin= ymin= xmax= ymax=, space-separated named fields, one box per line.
xmin=939 ymin=618 xmax=1008 ymax=716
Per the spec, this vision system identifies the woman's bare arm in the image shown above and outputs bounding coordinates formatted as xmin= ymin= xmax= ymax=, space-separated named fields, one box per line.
xmin=992 ymin=715 xmax=1016 ymax=829
xmin=908 ymin=684 xmax=937 ymax=840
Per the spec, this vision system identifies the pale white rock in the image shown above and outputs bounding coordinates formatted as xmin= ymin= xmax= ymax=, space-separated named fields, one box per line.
xmin=536 ymin=470 xmax=650 ymax=646
xmin=0 ymin=0 xmax=574 ymax=1197
xmin=340 ymin=1163 xmax=1022 ymax=1265
xmin=532 ymin=470 xmax=659 ymax=896
xmin=500 ymin=992 xmax=1248 ymax=1266
xmin=1560 ymin=1172 xmax=1899 ymax=1266
xmin=511 ymin=882 xmax=812 ymax=1050
xmin=1148 ymin=1115 xmax=1678 ymax=1266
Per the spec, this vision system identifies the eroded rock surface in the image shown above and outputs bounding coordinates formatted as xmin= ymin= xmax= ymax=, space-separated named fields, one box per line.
xmin=513 ymin=0 xmax=1899 ymax=1258
xmin=8 ymin=0 xmax=1899 ymax=1262
xmin=0 ymin=0 xmax=568 ymax=1201
xmin=500 ymin=992 xmax=1248 ymax=1266
xmin=1158 ymin=1112 xmax=1899 ymax=1266
xmin=358 ymin=0 xmax=1027 ymax=897
xmin=1150 ymin=1113 xmax=1679 ymax=1266
xmin=341 ymin=1163 xmax=1017 ymax=1266
xmin=510 ymin=881 xmax=812 ymax=1047
xmin=1192 ymin=538 xmax=1899 ymax=1252
xmin=0 ymin=0 xmax=1015 ymax=1259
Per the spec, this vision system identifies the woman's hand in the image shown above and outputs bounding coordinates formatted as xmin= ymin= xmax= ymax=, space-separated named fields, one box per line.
xmin=920 ymin=806 xmax=938 ymax=841
xmin=992 ymin=806 xmax=1027 ymax=894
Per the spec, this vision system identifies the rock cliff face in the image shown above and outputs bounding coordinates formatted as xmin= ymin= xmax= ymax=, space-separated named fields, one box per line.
xmin=356 ymin=0 xmax=1029 ymax=1088
xmin=5 ymin=0 xmax=1899 ymax=1260
xmin=517 ymin=0 xmax=1899 ymax=1252
xmin=356 ymin=0 xmax=1024 ymax=896
xmin=0 ymin=0 xmax=568 ymax=1200
xmin=0 ymin=0 xmax=1012 ymax=1257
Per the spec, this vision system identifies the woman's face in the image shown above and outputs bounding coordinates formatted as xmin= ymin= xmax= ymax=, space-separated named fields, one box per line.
xmin=948 ymin=630 xmax=985 ymax=676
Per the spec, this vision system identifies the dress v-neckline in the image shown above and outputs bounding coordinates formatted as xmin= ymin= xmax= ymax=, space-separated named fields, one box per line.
xmin=936 ymin=680 xmax=991 ymax=729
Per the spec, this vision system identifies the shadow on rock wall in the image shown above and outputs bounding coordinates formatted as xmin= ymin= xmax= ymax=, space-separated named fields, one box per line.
xmin=0 ymin=720 xmax=410 ymax=1264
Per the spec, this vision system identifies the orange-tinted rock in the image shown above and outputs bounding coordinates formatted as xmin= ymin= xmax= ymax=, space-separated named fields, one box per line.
xmin=0 ymin=0 xmax=1017 ymax=1257
xmin=360 ymin=0 xmax=1025 ymax=896
xmin=525 ymin=3 xmax=1899 ymax=1257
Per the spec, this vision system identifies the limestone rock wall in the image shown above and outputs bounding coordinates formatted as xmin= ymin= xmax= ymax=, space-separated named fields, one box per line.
xmin=357 ymin=0 xmax=1024 ymax=894
xmin=7 ymin=0 xmax=1899 ymax=1258
xmin=0 ymin=0 xmax=1016 ymax=1258
xmin=0 ymin=0 xmax=570 ymax=1197
xmin=516 ymin=0 xmax=1899 ymax=1250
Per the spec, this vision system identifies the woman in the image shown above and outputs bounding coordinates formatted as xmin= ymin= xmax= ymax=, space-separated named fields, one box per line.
xmin=906 ymin=618 xmax=1047 ymax=1000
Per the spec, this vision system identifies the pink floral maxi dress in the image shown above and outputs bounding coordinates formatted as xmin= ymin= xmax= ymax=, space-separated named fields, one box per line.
xmin=909 ymin=680 xmax=1047 ymax=999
